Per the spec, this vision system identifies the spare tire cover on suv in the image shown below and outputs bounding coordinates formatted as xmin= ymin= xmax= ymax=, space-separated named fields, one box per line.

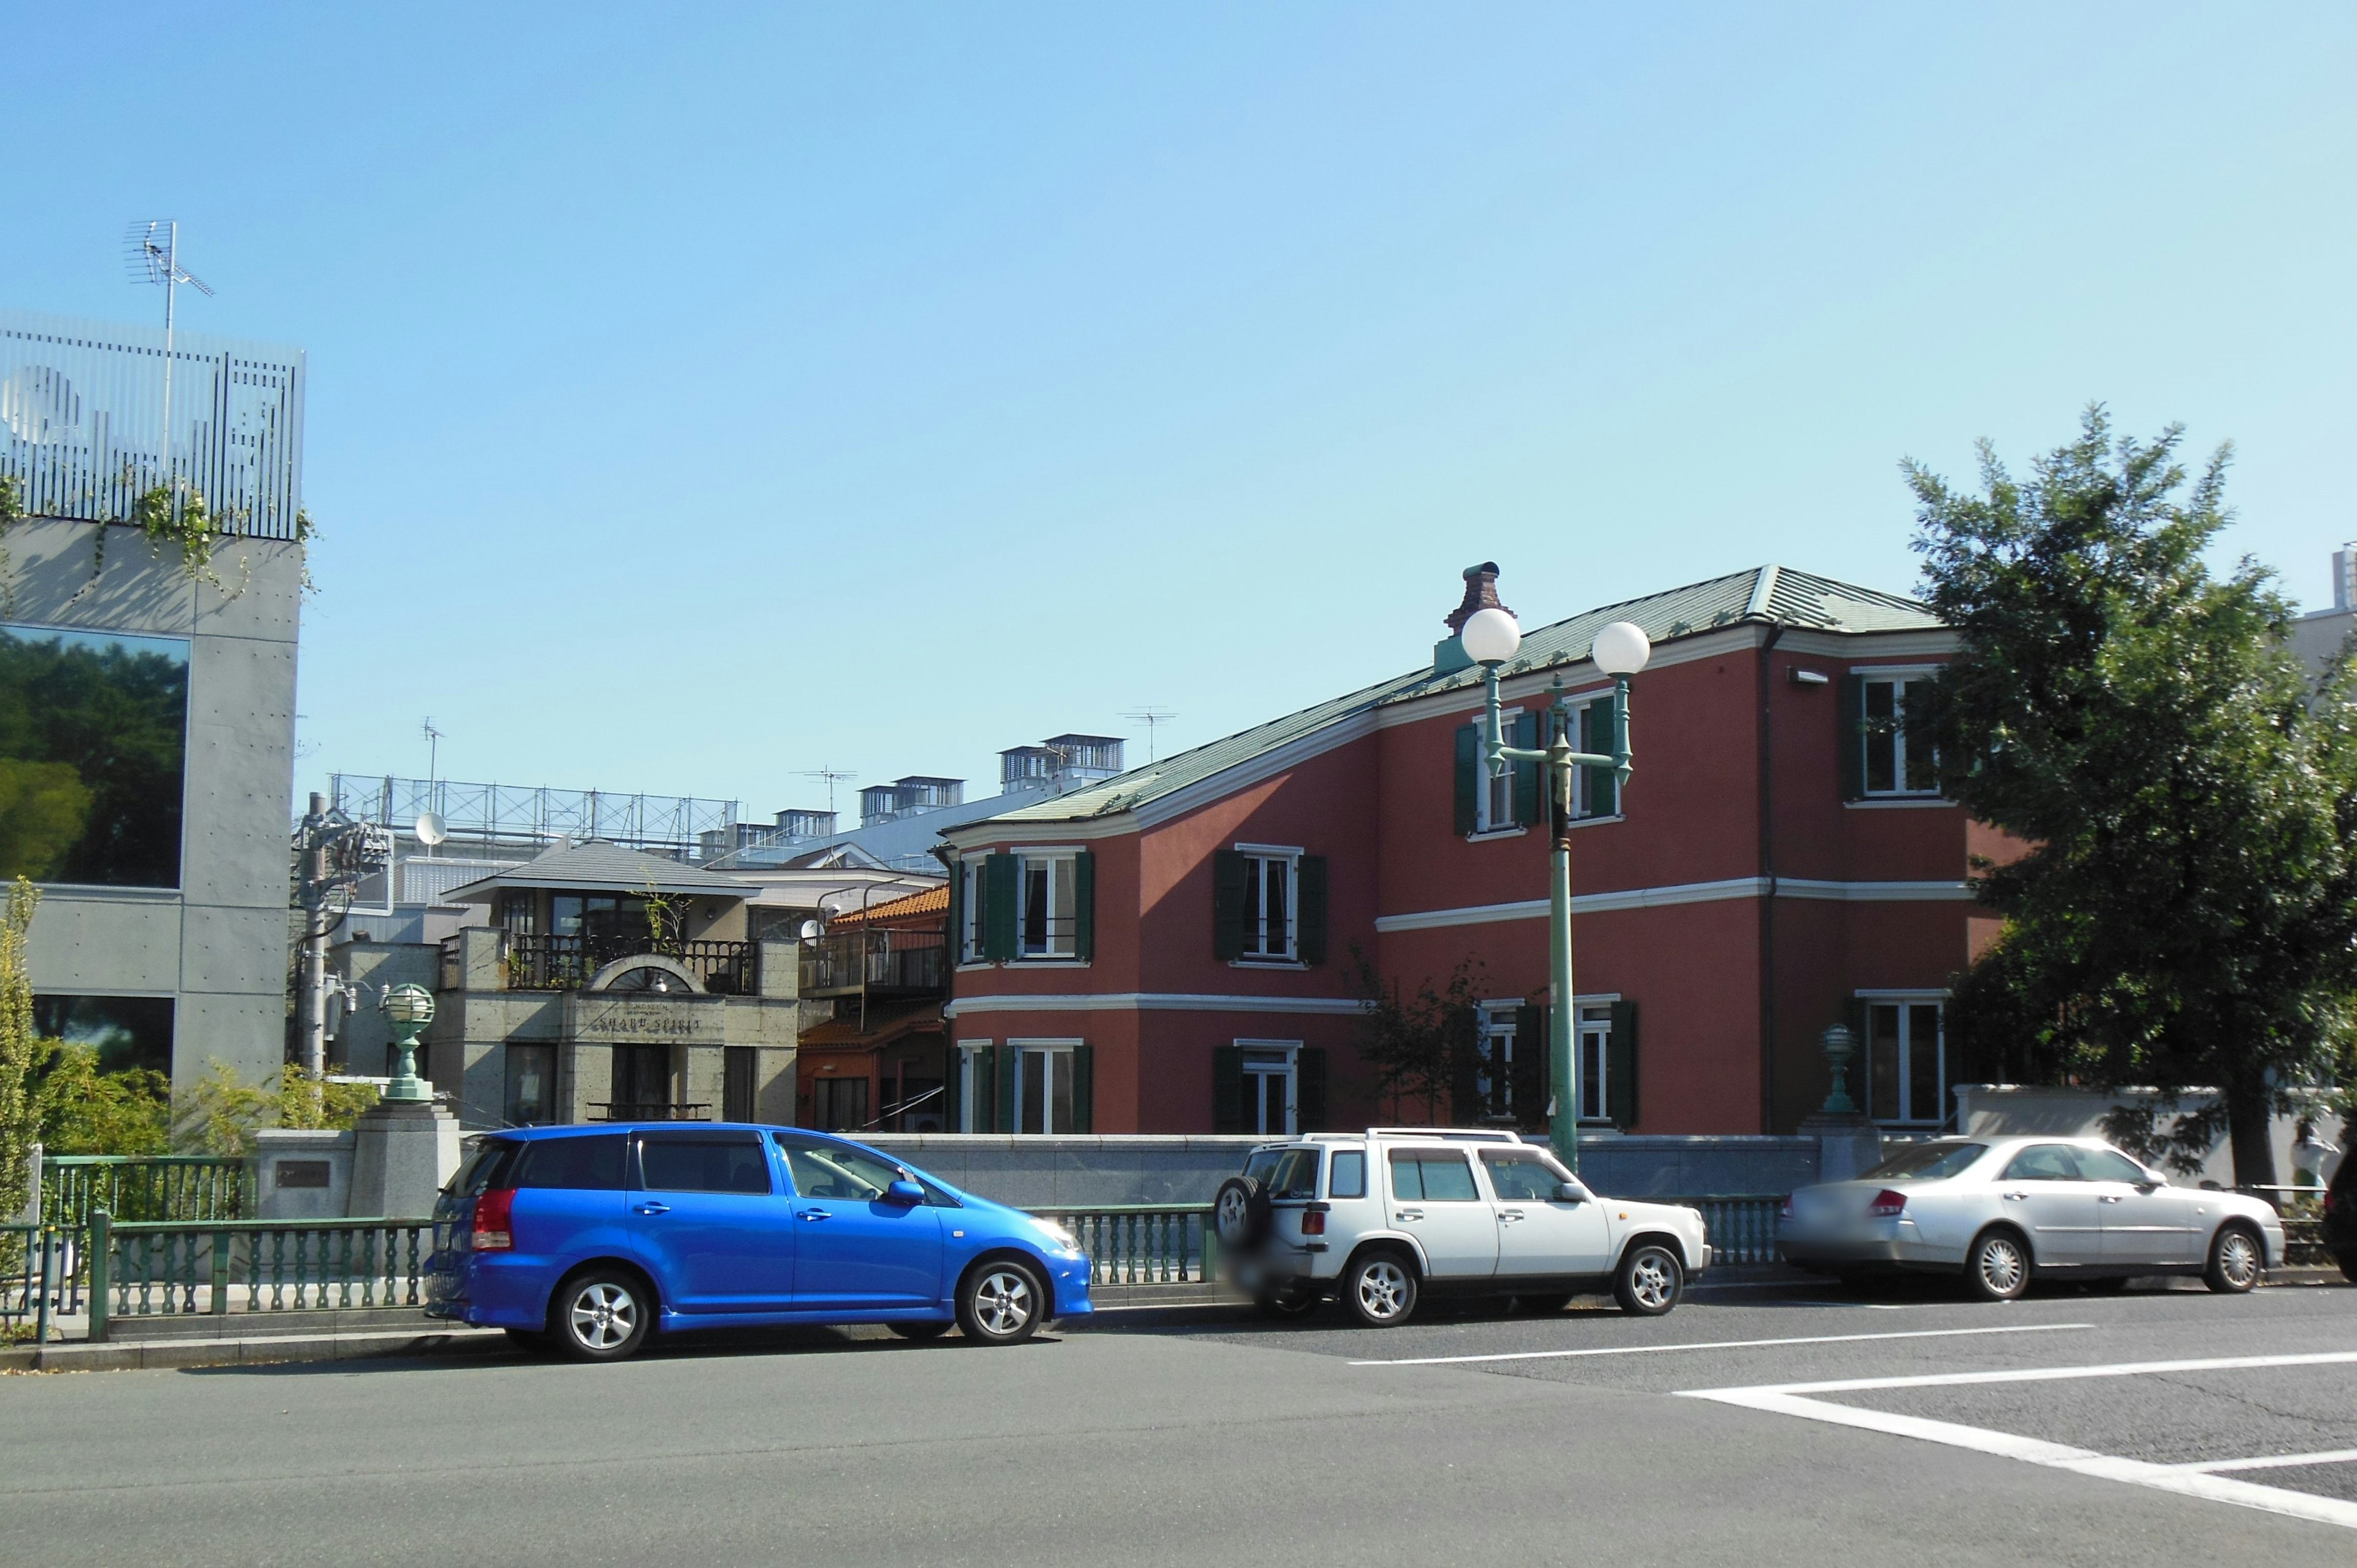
xmin=1213 ymin=1175 xmax=1272 ymax=1248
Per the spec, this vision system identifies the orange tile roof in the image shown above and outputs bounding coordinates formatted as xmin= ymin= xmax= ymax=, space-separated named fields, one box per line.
xmin=826 ymin=884 xmax=949 ymax=929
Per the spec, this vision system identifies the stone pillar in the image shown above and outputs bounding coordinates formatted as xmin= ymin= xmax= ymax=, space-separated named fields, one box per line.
xmin=1796 ymin=1023 xmax=1883 ymax=1184
xmin=347 ymin=1101 xmax=461 ymax=1219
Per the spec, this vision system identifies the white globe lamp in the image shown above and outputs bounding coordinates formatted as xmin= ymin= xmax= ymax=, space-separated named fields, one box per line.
xmin=1460 ymin=606 xmax=1522 ymax=667
xmin=1592 ymin=620 xmax=1651 ymax=678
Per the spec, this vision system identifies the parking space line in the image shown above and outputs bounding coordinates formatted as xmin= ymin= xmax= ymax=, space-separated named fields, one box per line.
xmin=1679 ymin=1351 xmax=2357 ymax=1532
xmin=2173 ymin=1448 xmax=2357 ymax=1474
xmin=1348 ymin=1321 xmax=2094 ymax=1367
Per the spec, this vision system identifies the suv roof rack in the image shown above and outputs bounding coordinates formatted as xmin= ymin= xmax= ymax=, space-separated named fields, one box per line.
xmin=1360 ymin=1127 xmax=1526 ymax=1144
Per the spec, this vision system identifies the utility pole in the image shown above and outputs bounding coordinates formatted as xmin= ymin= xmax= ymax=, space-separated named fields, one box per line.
xmin=292 ymin=791 xmax=390 ymax=1082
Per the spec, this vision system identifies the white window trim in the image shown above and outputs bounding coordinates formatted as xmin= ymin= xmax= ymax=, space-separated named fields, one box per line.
xmin=1007 ymin=1037 xmax=1085 ymax=1135
xmin=953 ymin=1040 xmax=993 ymax=1134
xmin=1473 ymin=706 xmax=1524 ymax=836
xmin=1854 ymin=993 xmax=1948 ymax=1127
xmin=1234 ymin=1038 xmax=1301 ymax=1136
xmin=1232 ymin=843 xmax=1303 ymax=965
xmin=1013 ymin=849 xmax=1083 ymax=962
xmin=1854 ymin=670 xmax=1941 ymax=800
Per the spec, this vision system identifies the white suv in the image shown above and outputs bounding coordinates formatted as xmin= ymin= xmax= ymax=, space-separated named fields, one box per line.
xmin=1212 ymin=1128 xmax=1711 ymax=1326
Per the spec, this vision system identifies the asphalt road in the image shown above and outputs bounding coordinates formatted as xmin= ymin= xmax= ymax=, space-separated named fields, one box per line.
xmin=2 ymin=1277 xmax=2353 ymax=1567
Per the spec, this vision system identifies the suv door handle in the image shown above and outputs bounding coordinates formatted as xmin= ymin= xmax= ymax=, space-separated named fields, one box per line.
xmin=799 ymin=1209 xmax=831 ymax=1221
xmin=2099 ymin=1194 xmax=2125 ymax=1203
xmin=1396 ymin=1209 xmax=1423 ymax=1222
xmin=2002 ymin=1192 xmax=2028 ymax=1202
xmin=633 ymin=1202 xmax=670 ymax=1216
xmin=1498 ymin=1211 xmax=1525 ymax=1223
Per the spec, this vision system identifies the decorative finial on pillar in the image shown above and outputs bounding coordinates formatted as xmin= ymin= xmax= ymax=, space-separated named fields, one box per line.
xmin=1819 ymin=1023 xmax=1859 ymax=1115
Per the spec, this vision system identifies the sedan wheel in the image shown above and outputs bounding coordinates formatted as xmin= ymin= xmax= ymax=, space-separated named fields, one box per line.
xmin=1345 ymin=1253 xmax=1418 ymax=1327
xmin=555 ymin=1272 xmax=649 ymax=1362
xmin=1966 ymin=1230 xmax=2031 ymax=1302
xmin=1614 ymin=1244 xmax=1683 ymax=1316
xmin=957 ymin=1262 xmax=1046 ymax=1345
xmin=2205 ymin=1224 xmax=2262 ymax=1294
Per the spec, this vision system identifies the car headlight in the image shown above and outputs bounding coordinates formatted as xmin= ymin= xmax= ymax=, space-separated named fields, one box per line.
xmin=1034 ymin=1219 xmax=1082 ymax=1254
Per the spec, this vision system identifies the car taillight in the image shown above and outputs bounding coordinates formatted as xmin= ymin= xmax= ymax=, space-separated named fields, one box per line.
xmin=1779 ymin=1195 xmax=1795 ymax=1219
xmin=471 ymin=1187 xmax=515 ymax=1251
xmin=1302 ymin=1210 xmax=1326 ymax=1236
xmin=2327 ymin=1188 xmax=2339 ymax=1217
xmin=1866 ymin=1189 xmax=1907 ymax=1218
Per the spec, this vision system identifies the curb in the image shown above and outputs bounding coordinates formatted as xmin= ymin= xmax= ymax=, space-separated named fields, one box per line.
xmin=2 ymin=1326 xmax=507 ymax=1374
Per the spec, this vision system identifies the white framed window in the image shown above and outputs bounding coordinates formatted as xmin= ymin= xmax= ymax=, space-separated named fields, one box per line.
xmin=1237 ymin=1040 xmax=1298 ymax=1135
xmin=1017 ymin=852 xmax=1078 ymax=959
xmin=1862 ymin=996 xmax=1946 ymax=1125
xmin=1010 ymin=1038 xmax=1080 ymax=1133
xmin=954 ymin=1040 xmax=991 ymax=1132
xmin=1861 ymin=673 xmax=1939 ymax=797
xmin=1474 ymin=1002 xmax=1522 ymax=1119
xmin=1234 ymin=844 xmax=1299 ymax=962
xmin=1576 ymin=1003 xmax=1613 ymax=1123
xmin=1475 ymin=709 xmax=1522 ymax=834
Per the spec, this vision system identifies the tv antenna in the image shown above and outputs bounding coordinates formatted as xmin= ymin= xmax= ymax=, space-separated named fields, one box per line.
xmin=421 ymin=717 xmax=444 ymax=784
xmin=1120 ymin=706 xmax=1177 ymax=762
xmin=125 ymin=220 xmax=214 ymax=487
xmin=797 ymin=765 xmax=855 ymax=816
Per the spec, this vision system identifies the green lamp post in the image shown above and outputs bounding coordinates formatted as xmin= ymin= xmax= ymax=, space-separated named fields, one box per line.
xmin=1461 ymin=605 xmax=1651 ymax=1170
xmin=379 ymin=983 xmax=436 ymax=1105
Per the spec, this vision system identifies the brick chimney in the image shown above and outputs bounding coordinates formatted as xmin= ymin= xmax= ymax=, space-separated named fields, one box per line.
xmin=1434 ymin=562 xmax=1512 ymax=674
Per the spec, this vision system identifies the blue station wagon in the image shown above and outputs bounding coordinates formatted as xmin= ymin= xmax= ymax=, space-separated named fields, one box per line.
xmin=425 ymin=1124 xmax=1093 ymax=1359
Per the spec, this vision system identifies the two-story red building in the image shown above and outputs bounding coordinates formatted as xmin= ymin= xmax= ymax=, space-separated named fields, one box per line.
xmin=940 ymin=563 xmax=1995 ymax=1139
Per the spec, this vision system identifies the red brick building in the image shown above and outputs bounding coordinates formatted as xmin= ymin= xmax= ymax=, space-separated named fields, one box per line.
xmin=940 ymin=565 xmax=1997 ymax=1138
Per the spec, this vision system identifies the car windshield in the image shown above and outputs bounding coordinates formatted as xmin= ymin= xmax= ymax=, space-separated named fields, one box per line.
xmin=1861 ymin=1141 xmax=1987 ymax=1181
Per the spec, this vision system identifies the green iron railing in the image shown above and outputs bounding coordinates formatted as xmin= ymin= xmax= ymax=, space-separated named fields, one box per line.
xmin=1031 ymin=1205 xmax=1219 ymax=1285
xmin=42 ymin=1156 xmax=249 ymax=1226
xmin=88 ymin=1213 xmax=436 ymax=1342
xmin=1 ymin=1223 xmax=84 ymax=1343
xmin=1681 ymin=1195 xmax=1784 ymax=1265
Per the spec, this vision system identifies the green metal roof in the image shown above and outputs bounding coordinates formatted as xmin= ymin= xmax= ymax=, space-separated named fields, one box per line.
xmin=441 ymin=840 xmax=759 ymax=903
xmin=969 ymin=566 xmax=1943 ymax=829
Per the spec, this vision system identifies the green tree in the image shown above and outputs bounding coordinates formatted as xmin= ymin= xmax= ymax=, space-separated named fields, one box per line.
xmin=29 ymin=1040 xmax=170 ymax=1155
xmin=0 ymin=878 xmax=36 ymax=1222
xmin=1345 ymin=944 xmax=1486 ymax=1123
xmin=178 ymin=1061 xmax=379 ymax=1157
xmin=1909 ymin=408 xmax=2357 ymax=1185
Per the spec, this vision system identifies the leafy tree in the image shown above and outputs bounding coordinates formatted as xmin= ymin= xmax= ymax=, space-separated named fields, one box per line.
xmin=1344 ymin=944 xmax=1487 ymax=1122
xmin=179 ymin=1062 xmax=379 ymax=1157
xmin=0 ymin=878 xmax=36 ymax=1221
xmin=28 ymin=1041 xmax=170 ymax=1156
xmin=1910 ymin=408 xmax=2357 ymax=1185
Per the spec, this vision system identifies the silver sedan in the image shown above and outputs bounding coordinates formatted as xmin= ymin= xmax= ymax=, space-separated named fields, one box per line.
xmin=1776 ymin=1135 xmax=2287 ymax=1300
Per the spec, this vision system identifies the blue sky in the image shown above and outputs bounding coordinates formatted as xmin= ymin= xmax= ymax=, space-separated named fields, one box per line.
xmin=6 ymin=5 xmax=2351 ymax=820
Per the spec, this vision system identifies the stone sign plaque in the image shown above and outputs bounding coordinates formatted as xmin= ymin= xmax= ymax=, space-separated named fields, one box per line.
xmin=563 ymin=993 xmax=730 ymax=1046
xmin=276 ymin=1161 xmax=333 ymax=1189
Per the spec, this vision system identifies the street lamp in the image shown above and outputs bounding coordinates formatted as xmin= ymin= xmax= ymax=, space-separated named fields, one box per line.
xmin=379 ymin=983 xmax=436 ymax=1105
xmin=1467 ymin=608 xmax=1651 ymax=1168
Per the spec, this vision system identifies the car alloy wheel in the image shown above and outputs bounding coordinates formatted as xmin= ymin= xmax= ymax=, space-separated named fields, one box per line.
xmin=1614 ymin=1244 xmax=1682 ymax=1316
xmin=2207 ymin=1225 xmax=2262 ymax=1294
xmin=958 ymin=1262 xmax=1046 ymax=1345
xmin=1968 ymin=1231 xmax=2030 ymax=1302
xmin=557 ymin=1272 xmax=649 ymax=1361
xmin=1346 ymin=1253 xmax=1417 ymax=1327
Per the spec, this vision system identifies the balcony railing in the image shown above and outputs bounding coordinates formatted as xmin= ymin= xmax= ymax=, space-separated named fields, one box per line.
xmin=501 ymin=934 xmax=759 ymax=995
xmin=587 ymin=1102 xmax=713 ymax=1122
xmin=799 ymin=928 xmax=946 ymax=997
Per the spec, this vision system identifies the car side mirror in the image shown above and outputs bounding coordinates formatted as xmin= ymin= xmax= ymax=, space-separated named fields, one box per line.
xmin=2135 ymin=1180 xmax=2162 ymax=1194
xmin=1555 ymin=1183 xmax=1587 ymax=1204
xmin=883 ymin=1180 xmax=925 ymax=1206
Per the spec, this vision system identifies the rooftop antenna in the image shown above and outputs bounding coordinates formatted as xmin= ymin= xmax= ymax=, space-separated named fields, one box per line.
xmin=797 ymin=765 xmax=855 ymax=816
xmin=1120 ymin=706 xmax=1177 ymax=763
xmin=421 ymin=717 xmax=444 ymax=786
xmin=125 ymin=220 xmax=214 ymax=490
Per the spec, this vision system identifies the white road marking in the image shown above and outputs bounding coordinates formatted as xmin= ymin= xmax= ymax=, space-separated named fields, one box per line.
xmin=1680 ymin=1351 xmax=2357 ymax=1532
xmin=1348 ymin=1321 xmax=2094 ymax=1367
xmin=2173 ymin=1448 xmax=2357 ymax=1474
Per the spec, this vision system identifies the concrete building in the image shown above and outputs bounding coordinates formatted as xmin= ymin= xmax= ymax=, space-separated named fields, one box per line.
xmin=941 ymin=563 xmax=1992 ymax=1138
xmin=2289 ymin=543 xmax=2357 ymax=678
xmin=2 ymin=307 xmax=306 ymax=1090
xmin=400 ymin=841 xmax=801 ymax=1129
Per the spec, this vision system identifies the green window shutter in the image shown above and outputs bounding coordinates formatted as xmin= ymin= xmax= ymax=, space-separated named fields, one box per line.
xmin=1453 ymin=724 xmax=1479 ymax=835
xmin=1840 ymin=674 xmax=1866 ymax=801
xmin=1296 ymin=1047 xmax=1326 ymax=1133
xmin=983 ymin=854 xmax=1018 ymax=962
xmin=1212 ymin=1045 xmax=1245 ymax=1134
xmin=1606 ymin=1000 xmax=1639 ymax=1129
xmin=1295 ymin=855 xmax=1328 ymax=965
xmin=1511 ymin=713 xmax=1540 ymax=825
xmin=1512 ymin=1003 xmax=1548 ymax=1132
xmin=1211 ymin=849 xmax=1248 ymax=960
xmin=1073 ymin=851 xmax=1096 ymax=962
xmin=994 ymin=1043 xmax=1018 ymax=1134
xmin=1582 ymin=696 xmax=1619 ymax=819
xmin=943 ymin=1046 xmax=964 ymax=1130
xmin=947 ymin=863 xmax=966 ymax=963
xmin=1070 ymin=1045 xmax=1093 ymax=1134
